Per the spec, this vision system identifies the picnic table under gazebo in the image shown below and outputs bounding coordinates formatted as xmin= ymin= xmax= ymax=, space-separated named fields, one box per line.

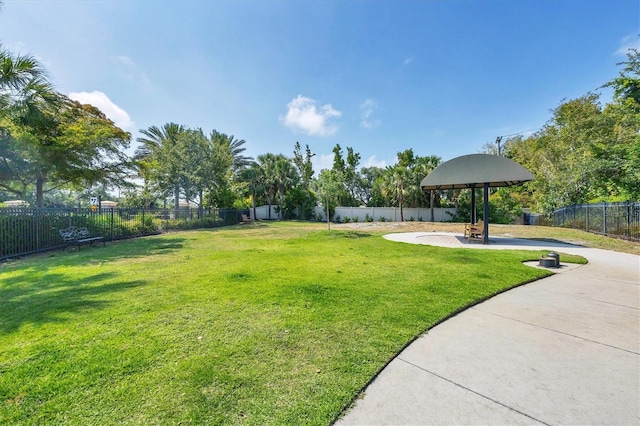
xmin=420 ymin=153 xmax=534 ymax=244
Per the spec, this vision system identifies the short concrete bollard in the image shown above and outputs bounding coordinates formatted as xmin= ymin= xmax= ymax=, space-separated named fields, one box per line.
xmin=546 ymin=252 xmax=560 ymax=267
xmin=539 ymin=257 xmax=558 ymax=268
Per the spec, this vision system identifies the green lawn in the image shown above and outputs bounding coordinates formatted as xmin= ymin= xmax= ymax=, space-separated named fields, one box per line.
xmin=0 ymin=222 xmax=581 ymax=425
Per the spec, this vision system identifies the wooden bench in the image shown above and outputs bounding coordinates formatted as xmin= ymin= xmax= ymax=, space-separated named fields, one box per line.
xmin=59 ymin=226 xmax=105 ymax=250
xmin=465 ymin=219 xmax=484 ymax=242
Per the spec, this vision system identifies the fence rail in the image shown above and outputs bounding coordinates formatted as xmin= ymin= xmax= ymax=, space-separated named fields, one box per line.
xmin=529 ymin=202 xmax=640 ymax=241
xmin=0 ymin=207 xmax=248 ymax=261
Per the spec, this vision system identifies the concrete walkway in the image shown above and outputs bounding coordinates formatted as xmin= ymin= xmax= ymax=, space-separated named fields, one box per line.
xmin=336 ymin=233 xmax=640 ymax=426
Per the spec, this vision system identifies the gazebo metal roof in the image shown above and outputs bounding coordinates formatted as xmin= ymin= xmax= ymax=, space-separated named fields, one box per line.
xmin=420 ymin=154 xmax=534 ymax=244
xmin=420 ymin=154 xmax=534 ymax=190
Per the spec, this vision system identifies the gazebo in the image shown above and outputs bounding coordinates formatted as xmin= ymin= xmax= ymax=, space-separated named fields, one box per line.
xmin=420 ymin=154 xmax=534 ymax=244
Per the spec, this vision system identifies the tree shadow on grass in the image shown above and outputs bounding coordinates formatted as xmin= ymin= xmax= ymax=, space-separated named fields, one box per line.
xmin=315 ymin=230 xmax=373 ymax=239
xmin=0 ymin=270 xmax=145 ymax=334
xmin=74 ymin=235 xmax=189 ymax=262
xmin=2 ymin=236 xmax=189 ymax=270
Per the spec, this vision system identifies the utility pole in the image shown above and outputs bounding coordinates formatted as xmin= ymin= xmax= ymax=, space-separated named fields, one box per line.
xmin=495 ymin=136 xmax=503 ymax=156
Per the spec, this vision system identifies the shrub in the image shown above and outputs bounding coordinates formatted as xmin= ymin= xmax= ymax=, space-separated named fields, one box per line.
xmin=364 ymin=214 xmax=373 ymax=222
xmin=133 ymin=213 xmax=157 ymax=234
xmin=164 ymin=215 xmax=223 ymax=230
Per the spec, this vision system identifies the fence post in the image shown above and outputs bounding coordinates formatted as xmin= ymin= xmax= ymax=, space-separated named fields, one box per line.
xmin=603 ymin=202 xmax=607 ymax=235
xmin=627 ymin=201 xmax=631 ymax=239
xmin=586 ymin=203 xmax=589 ymax=231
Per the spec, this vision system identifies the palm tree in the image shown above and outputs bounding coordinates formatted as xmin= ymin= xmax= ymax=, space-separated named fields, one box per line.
xmin=1 ymin=45 xmax=62 ymax=207
xmin=413 ymin=155 xmax=441 ymax=221
xmin=273 ymin=156 xmax=299 ymax=219
xmin=0 ymin=44 xmax=58 ymax=118
xmin=239 ymin=162 xmax=264 ymax=220
xmin=136 ymin=123 xmax=186 ymax=213
xmin=257 ymin=153 xmax=278 ymax=219
xmin=257 ymin=153 xmax=298 ymax=219
xmin=380 ymin=165 xmax=410 ymax=221
xmin=209 ymin=130 xmax=253 ymax=172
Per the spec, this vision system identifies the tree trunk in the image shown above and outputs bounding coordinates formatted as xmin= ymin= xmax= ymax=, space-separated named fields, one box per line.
xmin=251 ymin=192 xmax=257 ymax=220
xmin=399 ymin=183 xmax=404 ymax=221
xmin=278 ymin=187 xmax=285 ymax=220
xmin=36 ymin=176 xmax=45 ymax=208
xmin=174 ymin=185 xmax=180 ymax=219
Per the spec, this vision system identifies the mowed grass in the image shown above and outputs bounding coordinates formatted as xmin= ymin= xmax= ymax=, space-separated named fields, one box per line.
xmin=1 ymin=222 xmax=576 ymax=425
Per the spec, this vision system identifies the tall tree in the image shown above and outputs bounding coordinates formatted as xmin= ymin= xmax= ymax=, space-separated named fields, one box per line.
xmin=257 ymin=153 xmax=279 ymax=219
xmin=273 ymin=155 xmax=299 ymax=219
xmin=1 ymin=44 xmax=59 ymax=206
xmin=331 ymin=144 xmax=345 ymax=173
xmin=293 ymin=141 xmax=314 ymax=188
xmin=329 ymin=143 xmax=361 ymax=206
xmin=379 ymin=165 xmax=410 ymax=221
xmin=1 ymin=96 xmax=130 ymax=206
xmin=412 ymin=155 xmax=441 ymax=219
xmin=204 ymin=129 xmax=237 ymax=208
xmin=344 ymin=147 xmax=362 ymax=204
xmin=596 ymin=49 xmax=640 ymax=200
xmin=239 ymin=162 xmax=264 ymax=219
xmin=136 ymin=123 xmax=186 ymax=212
xmin=358 ymin=166 xmax=385 ymax=206
xmin=314 ymin=169 xmax=344 ymax=228
xmin=209 ymin=130 xmax=252 ymax=173
xmin=175 ymin=128 xmax=209 ymax=212
xmin=602 ymin=48 xmax=640 ymax=105
xmin=0 ymin=44 xmax=58 ymax=118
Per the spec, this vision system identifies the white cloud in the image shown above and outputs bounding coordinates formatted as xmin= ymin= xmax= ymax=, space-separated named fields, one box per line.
xmin=312 ymin=153 xmax=335 ymax=174
xmin=360 ymin=98 xmax=381 ymax=129
xmin=112 ymin=55 xmax=154 ymax=92
xmin=615 ymin=34 xmax=640 ymax=56
xmin=115 ymin=55 xmax=136 ymax=67
xmin=68 ymin=90 xmax=135 ymax=131
xmin=280 ymin=95 xmax=341 ymax=136
xmin=362 ymin=155 xmax=387 ymax=169
xmin=403 ymin=57 xmax=414 ymax=66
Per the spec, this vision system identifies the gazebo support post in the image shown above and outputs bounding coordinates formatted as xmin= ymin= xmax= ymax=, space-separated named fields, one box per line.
xmin=470 ymin=185 xmax=476 ymax=224
xmin=483 ymin=183 xmax=489 ymax=244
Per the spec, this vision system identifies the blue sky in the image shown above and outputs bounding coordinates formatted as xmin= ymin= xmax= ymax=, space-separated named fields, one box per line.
xmin=1 ymin=0 xmax=638 ymax=172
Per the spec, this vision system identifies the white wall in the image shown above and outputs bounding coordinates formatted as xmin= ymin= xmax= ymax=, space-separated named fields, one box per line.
xmin=253 ymin=205 xmax=282 ymax=220
xmin=253 ymin=205 xmax=456 ymax=222
xmin=326 ymin=206 xmax=456 ymax=222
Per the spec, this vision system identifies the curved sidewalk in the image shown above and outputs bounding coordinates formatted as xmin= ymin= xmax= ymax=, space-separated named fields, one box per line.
xmin=336 ymin=233 xmax=640 ymax=425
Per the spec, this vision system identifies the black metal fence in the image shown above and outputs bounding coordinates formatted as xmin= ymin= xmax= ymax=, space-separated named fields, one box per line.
xmin=0 ymin=207 xmax=248 ymax=261
xmin=528 ymin=202 xmax=640 ymax=241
